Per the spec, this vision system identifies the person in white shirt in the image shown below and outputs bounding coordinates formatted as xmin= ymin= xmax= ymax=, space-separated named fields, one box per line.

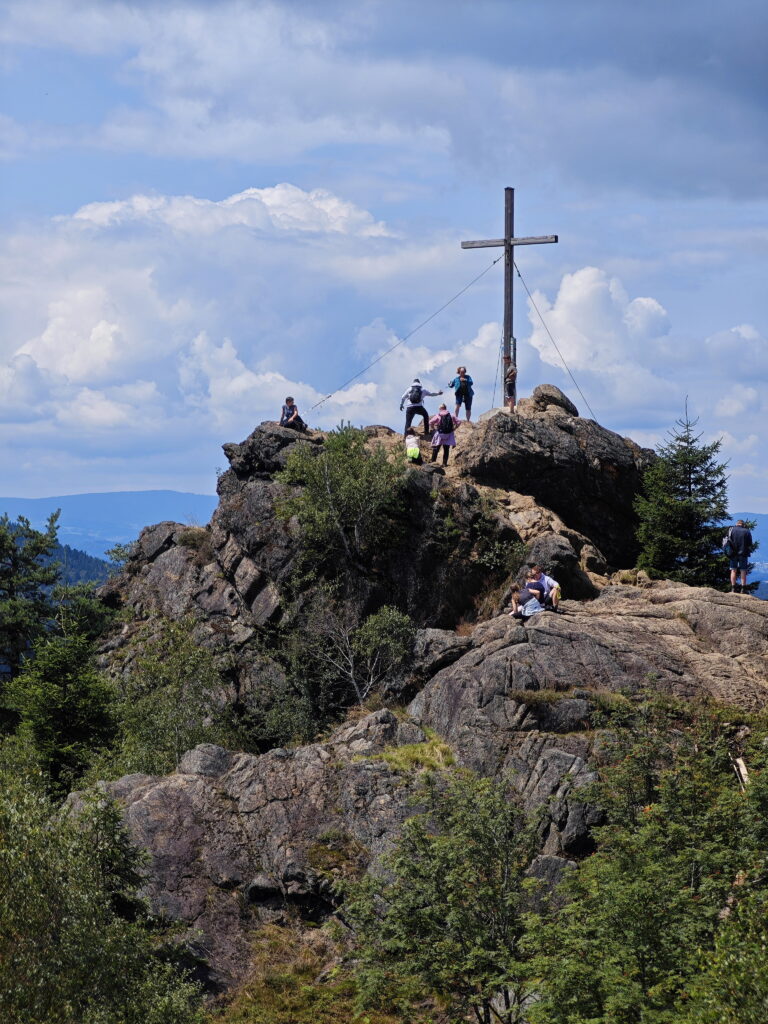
xmin=399 ymin=378 xmax=443 ymax=437
xmin=529 ymin=564 xmax=562 ymax=612
xmin=404 ymin=432 xmax=422 ymax=464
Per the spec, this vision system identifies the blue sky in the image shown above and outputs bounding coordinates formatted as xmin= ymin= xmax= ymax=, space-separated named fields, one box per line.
xmin=1 ymin=0 xmax=766 ymax=509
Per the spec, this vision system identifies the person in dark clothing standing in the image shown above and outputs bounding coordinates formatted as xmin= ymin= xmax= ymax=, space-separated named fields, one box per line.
xmin=727 ymin=519 xmax=753 ymax=593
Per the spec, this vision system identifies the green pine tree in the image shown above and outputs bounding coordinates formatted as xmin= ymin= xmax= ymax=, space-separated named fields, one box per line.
xmin=0 ymin=759 xmax=204 ymax=1024
xmin=635 ymin=410 xmax=729 ymax=588
xmin=5 ymin=633 xmax=117 ymax=798
xmin=0 ymin=513 xmax=61 ymax=729
xmin=347 ymin=771 xmax=539 ymax=1024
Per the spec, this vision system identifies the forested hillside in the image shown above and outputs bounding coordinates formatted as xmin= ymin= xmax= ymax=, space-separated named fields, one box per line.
xmin=50 ymin=541 xmax=111 ymax=585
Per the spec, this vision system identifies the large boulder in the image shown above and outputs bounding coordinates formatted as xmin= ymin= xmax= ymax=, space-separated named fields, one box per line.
xmin=455 ymin=385 xmax=655 ymax=566
xmin=99 ymin=710 xmax=426 ymax=990
xmin=408 ymin=583 xmax=768 ymax=853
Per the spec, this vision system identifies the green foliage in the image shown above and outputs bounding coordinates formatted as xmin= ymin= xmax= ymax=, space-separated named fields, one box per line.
xmin=475 ymin=537 xmax=526 ymax=574
xmin=306 ymin=827 xmax=370 ymax=881
xmin=527 ymin=701 xmax=768 ymax=1024
xmin=5 ymin=633 xmax=116 ymax=798
xmin=284 ymin=597 xmax=416 ymax=716
xmin=210 ymin=923 xmax=415 ymax=1024
xmin=276 ymin=425 xmax=408 ymax=574
xmin=347 ymin=771 xmax=539 ymax=1024
xmin=681 ymin=885 xmax=768 ymax=1023
xmin=0 ymin=761 xmax=203 ymax=1024
xmin=348 ymin=604 xmax=416 ymax=703
xmin=234 ymin=600 xmax=416 ymax=752
xmin=94 ymin=618 xmax=236 ymax=778
xmin=52 ymin=581 xmax=117 ymax=641
xmin=0 ymin=511 xmax=60 ymax=680
xmin=105 ymin=541 xmax=137 ymax=573
xmin=241 ymin=671 xmax=318 ymax=751
xmin=635 ymin=411 xmax=730 ymax=588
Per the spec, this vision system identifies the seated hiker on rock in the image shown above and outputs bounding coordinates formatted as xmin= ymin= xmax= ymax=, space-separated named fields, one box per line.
xmin=280 ymin=396 xmax=307 ymax=433
xmin=508 ymin=577 xmax=546 ymax=619
xmin=507 ymin=584 xmax=523 ymax=617
xmin=400 ymin=378 xmax=443 ymax=438
xmin=447 ymin=365 xmax=474 ymax=422
xmin=529 ymin=563 xmax=562 ymax=612
xmin=404 ymin=431 xmax=422 ymax=465
xmin=429 ymin=404 xmax=461 ymax=467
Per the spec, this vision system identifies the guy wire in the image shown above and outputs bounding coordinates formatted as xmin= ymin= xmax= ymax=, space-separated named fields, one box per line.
xmin=309 ymin=252 xmax=504 ymax=411
xmin=513 ymin=261 xmax=598 ymax=422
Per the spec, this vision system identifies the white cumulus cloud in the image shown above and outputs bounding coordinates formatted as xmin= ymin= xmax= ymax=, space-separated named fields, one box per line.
xmin=71 ymin=184 xmax=390 ymax=237
xmin=715 ymin=384 xmax=760 ymax=417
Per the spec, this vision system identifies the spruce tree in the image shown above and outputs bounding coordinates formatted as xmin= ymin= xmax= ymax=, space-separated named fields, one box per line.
xmin=0 ymin=512 xmax=60 ymax=683
xmin=635 ymin=411 xmax=729 ymax=588
xmin=5 ymin=633 xmax=116 ymax=797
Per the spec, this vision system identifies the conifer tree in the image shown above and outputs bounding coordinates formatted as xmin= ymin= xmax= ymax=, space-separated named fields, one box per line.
xmin=0 ymin=512 xmax=60 ymax=683
xmin=635 ymin=410 xmax=729 ymax=588
xmin=5 ymin=633 xmax=116 ymax=797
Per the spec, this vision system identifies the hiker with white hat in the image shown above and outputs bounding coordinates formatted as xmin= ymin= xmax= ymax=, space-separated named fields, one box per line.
xmin=399 ymin=378 xmax=443 ymax=438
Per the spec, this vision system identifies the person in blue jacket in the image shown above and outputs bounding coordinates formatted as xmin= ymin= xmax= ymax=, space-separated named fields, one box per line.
xmin=447 ymin=366 xmax=474 ymax=421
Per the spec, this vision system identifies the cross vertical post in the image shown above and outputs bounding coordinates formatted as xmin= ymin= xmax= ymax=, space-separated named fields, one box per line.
xmin=504 ymin=186 xmax=515 ymax=408
xmin=461 ymin=189 xmax=558 ymax=411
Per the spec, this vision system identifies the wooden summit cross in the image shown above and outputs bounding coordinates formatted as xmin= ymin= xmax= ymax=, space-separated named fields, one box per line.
xmin=461 ymin=187 xmax=557 ymax=409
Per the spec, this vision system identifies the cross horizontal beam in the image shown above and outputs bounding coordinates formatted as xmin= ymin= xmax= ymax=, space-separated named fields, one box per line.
xmin=460 ymin=234 xmax=558 ymax=249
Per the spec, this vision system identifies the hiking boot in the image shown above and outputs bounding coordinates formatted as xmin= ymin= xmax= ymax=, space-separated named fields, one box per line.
xmin=735 ymin=584 xmax=743 ymax=594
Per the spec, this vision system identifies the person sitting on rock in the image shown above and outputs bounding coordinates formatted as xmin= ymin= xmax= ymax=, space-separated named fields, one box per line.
xmin=400 ymin=378 xmax=443 ymax=437
xmin=529 ymin=564 xmax=562 ymax=612
xmin=447 ymin=365 xmax=474 ymax=421
xmin=404 ymin=431 xmax=422 ymax=465
xmin=508 ymin=578 xmax=546 ymax=619
xmin=280 ymin=396 xmax=307 ymax=432
xmin=429 ymin=404 xmax=460 ymax=467
xmin=507 ymin=584 xmax=523 ymax=617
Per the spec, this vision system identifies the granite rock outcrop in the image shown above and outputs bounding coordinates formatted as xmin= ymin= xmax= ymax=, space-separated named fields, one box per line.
xmin=92 ymin=387 xmax=768 ymax=993
xmin=100 ymin=584 xmax=768 ymax=988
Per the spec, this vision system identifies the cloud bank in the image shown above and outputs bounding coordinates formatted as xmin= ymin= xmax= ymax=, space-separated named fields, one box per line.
xmin=0 ymin=182 xmax=763 ymax=507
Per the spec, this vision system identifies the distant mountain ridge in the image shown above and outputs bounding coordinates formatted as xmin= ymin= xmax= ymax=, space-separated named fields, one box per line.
xmin=0 ymin=490 xmax=218 ymax=559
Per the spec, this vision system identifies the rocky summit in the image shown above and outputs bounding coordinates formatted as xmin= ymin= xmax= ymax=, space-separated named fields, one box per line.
xmin=94 ymin=385 xmax=768 ymax=991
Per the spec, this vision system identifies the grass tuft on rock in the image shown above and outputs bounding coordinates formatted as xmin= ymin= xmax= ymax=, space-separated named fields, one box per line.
xmin=210 ymin=923 xmax=427 ymax=1024
xmin=374 ymin=728 xmax=455 ymax=774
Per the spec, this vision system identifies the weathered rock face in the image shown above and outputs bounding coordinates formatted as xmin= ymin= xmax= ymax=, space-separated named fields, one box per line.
xmin=93 ymin=392 xmax=768 ymax=993
xmin=101 ymin=709 xmax=426 ymax=990
xmin=97 ymin=421 xmax=527 ymax=699
xmin=101 ymin=581 xmax=768 ymax=988
xmin=456 ymin=385 xmax=655 ymax=567
xmin=407 ymin=583 xmax=768 ymax=857
xmin=410 ymin=583 xmax=768 ymax=757
xmin=98 ymin=394 xmax=652 ymax=693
